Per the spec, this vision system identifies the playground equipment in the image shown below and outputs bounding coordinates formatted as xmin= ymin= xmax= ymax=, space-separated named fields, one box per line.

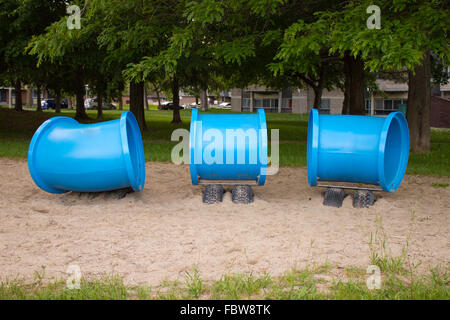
xmin=28 ymin=111 xmax=145 ymax=194
xmin=307 ymin=109 xmax=409 ymax=207
xmin=189 ymin=108 xmax=268 ymax=203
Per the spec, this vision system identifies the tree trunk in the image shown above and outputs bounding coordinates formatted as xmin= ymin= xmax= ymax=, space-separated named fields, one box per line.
xmin=144 ymin=85 xmax=149 ymax=110
xmin=14 ymin=80 xmax=22 ymax=111
xmin=75 ymin=90 xmax=88 ymax=120
xmin=118 ymin=94 xmax=123 ymax=110
xmin=343 ymin=52 xmax=366 ymax=115
xmin=342 ymin=58 xmax=350 ymax=115
xmin=155 ymin=87 xmax=161 ymax=109
xmin=407 ymin=51 xmax=431 ymax=153
xmin=171 ymin=76 xmax=182 ymax=124
xmin=97 ymin=95 xmax=103 ymax=119
xmin=36 ymin=86 xmax=42 ymax=112
xmin=129 ymin=81 xmax=147 ymax=131
xmin=74 ymin=69 xmax=88 ymax=119
xmin=26 ymin=87 xmax=33 ymax=107
xmin=312 ymin=86 xmax=323 ymax=109
xmin=200 ymin=88 xmax=208 ymax=111
xmin=55 ymin=91 xmax=61 ymax=113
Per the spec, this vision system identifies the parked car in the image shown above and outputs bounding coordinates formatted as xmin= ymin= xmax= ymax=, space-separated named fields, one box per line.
xmin=188 ymin=102 xmax=200 ymax=109
xmin=41 ymin=99 xmax=68 ymax=110
xmin=219 ymin=102 xmax=231 ymax=109
xmin=84 ymin=98 xmax=116 ymax=110
xmin=159 ymin=101 xmax=174 ymax=110
xmin=158 ymin=101 xmax=187 ymax=110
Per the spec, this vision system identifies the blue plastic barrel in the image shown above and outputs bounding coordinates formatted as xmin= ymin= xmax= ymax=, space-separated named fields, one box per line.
xmin=28 ymin=111 xmax=145 ymax=194
xmin=307 ymin=109 xmax=409 ymax=192
xmin=189 ymin=108 xmax=268 ymax=185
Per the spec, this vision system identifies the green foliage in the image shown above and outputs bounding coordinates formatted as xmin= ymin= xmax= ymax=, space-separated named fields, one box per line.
xmin=184 ymin=268 xmax=205 ymax=298
xmin=216 ymin=37 xmax=257 ymax=65
xmin=0 ymin=0 xmax=66 ymax=87
xmin=320 ymin=0 xmax=449 ymax=72
xmin=185 ymin=0 xmax=225 ymax=27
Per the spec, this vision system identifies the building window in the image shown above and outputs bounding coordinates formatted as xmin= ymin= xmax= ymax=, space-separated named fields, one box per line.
xmin=384 ymin=99 xmax=393 ymax=110
xmin=366 ymin=98 xmax=407 ymax=115
xmin=256 ymin=98 xmax=278 ymax=113
xmin=242 ymin=98 xmax=251 ymax=112
xmin=0 ymin=89 xmax=6 ymax=102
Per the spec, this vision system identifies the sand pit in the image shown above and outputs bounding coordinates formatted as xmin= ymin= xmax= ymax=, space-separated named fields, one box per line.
xmin=0 ymin=158 xmax=448 ymax=285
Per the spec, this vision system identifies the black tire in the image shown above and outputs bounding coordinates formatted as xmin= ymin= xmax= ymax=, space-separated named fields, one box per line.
xmin=232 ymin=185 xmax=253 ymax=204
xmin=203 ymin=184 xmax=224 ymax=204
xmin=353 ymin=190 xmax=376 ymax=208
xmin=323 ymin=188 xmax=346 ymax=208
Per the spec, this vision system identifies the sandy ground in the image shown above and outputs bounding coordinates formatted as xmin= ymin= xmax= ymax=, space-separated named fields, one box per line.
xmin=0 ymin=158 xmax=449 ymax=285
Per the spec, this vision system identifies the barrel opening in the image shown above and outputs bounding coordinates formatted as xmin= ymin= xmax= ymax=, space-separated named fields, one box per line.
xmin=122 ymin=112 xmax=145 ymax=191
xmin=381 ymin=113 xmax=409 ymax=192
xmin=127 ymin=118 xmax=139 ymax=179
xmin=306 ymin=108 xmax=319 ymax=186
xmin=384 ymin=118 xmax=402 ymax=187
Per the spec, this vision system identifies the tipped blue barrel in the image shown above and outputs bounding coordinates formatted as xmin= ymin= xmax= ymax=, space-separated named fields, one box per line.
xmin=28 ymin=111 xmax=145 ymax=194
xmin=307 ymin=109 xmax=409 ymax=192
xmin=189 ymin=108 xmax=268 ymax=185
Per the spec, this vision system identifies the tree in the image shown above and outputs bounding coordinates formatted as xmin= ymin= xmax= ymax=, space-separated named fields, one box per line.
xmin=170 ymin=0 xmax=347 ymax=112
xmin=166 ymin=0 xmax=284 ymax=112
xmin=319 ymin=0 xmax=449 ymax=152
xmin=28 ymin=0 xmax=133 ymax=121
xmin=27 ymin=0 xmax=100 ymax=120
xmin=0 ymin=0 xmax=67 ymax=111
xmin=121 ymin=0 xmax=204 ymax=124
xmin=89 ymin=0 xmax=174 ymax=129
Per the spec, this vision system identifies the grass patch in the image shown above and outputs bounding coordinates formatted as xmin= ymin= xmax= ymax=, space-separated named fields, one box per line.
xmin=431 ymin=182 xmax=449 ymax=188
xmin=0 ymin=265 xmax=447 ymax=300
xmin=0 ymin=276 xmax=130 ymax=300
xmin=1 ymin=107 xmax=449 ymax=176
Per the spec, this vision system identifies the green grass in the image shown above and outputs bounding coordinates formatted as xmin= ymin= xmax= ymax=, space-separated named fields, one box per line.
xmin=0 ymin=264 xmax=447 ymax=300
xmin=431 ymin=182 xmax=449 ymax=188
xmin=0 ymin=106 xmax=449 ymax=176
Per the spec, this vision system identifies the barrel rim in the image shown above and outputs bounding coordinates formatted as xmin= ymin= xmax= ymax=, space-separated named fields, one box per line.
xmin=307 ymin=108 xmax=319 ymax=186
xmin=377 ymin=111 xmax=409 ymax=192
xmin=189 ymin=108 xmax=199 ymax=185
xmin=28 ymin=116 xmax=77 ymax=194
xmin=257 ymin=108 xmax=268 ymax=186
xmin=119 ymin=111 xmax=146 ymax=192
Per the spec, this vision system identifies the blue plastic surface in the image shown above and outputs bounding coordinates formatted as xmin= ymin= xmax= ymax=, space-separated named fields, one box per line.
xmin=189 ymin=108 xmax=268 ymax=185
xmin=307 ymin=109 xmax=409 ymax=192
xmin=28 ymin=111 xmax=145 ymax=194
